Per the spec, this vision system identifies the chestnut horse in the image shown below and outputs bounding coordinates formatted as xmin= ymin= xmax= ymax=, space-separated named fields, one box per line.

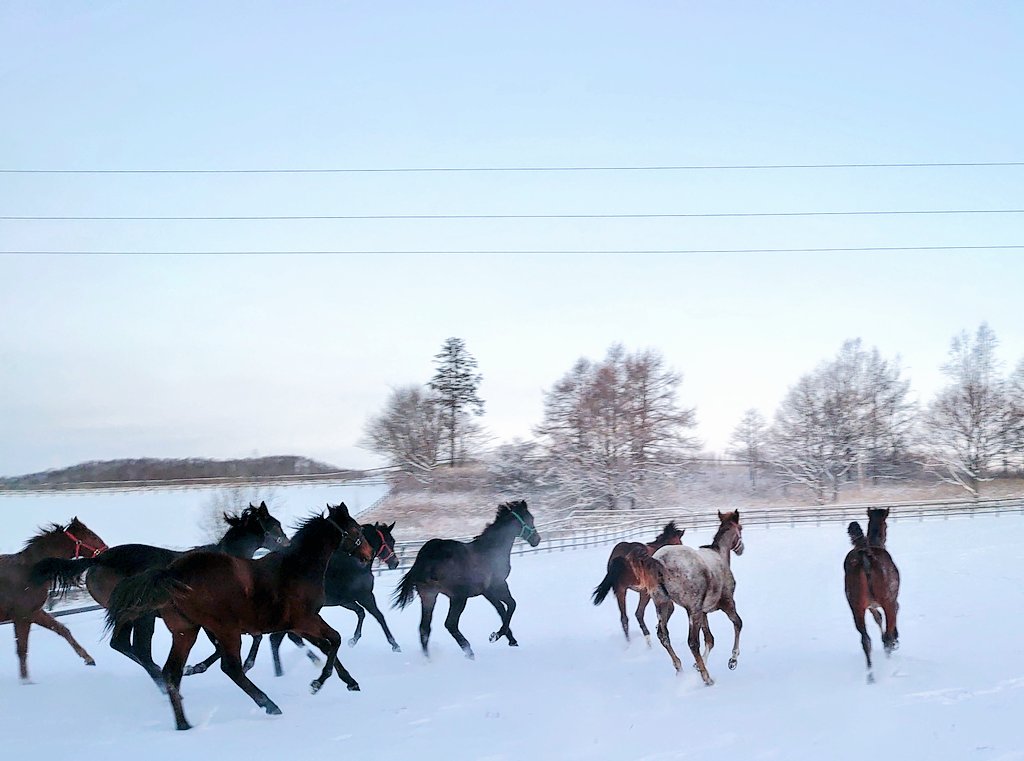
xmin=106 ymin=502 xmax=372 ymax=730
xmin=591 ymin=521 xmax=685 ymax=643
xmin=1 ymin=518 xmax=108 ymax=681
xmin=393 ymin=500 xmax=541 ymax=659
xmin=844 ymin=507 xmax=900 ymax=682
xmin=32 ymin=501 xmax=288 ymax=689
xmin=647 ymin=511 xmax=745 ymax=685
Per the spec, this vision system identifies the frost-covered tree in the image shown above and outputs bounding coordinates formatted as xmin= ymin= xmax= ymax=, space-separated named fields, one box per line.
xmin=727 ymin=409 xmax=768 ymax=490
xmin=535 ymin=344 xmax=698 ymax=509
xmin=360 ymin=385 xmax=443 ymax=475
xmin=429 ymin=337 xmax=485 ymax=467
xmin=768 ymin=339 xmax=914 ymax=503
xmin=922 ymin=323 xmax=1008 ymax=496
xmin=486 ymin=438 xmax=545 ymax=494
xmin=1003 ymin=358 xmax=1024 ymax=471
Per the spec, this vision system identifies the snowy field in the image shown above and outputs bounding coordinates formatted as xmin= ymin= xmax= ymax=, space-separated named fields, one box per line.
xmin=3 ymin=510 xmax=1024 ymax=760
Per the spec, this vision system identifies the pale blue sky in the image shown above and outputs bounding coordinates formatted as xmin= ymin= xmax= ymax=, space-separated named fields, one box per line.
xmin=1 ymin=2 xmax=1022 ymax=476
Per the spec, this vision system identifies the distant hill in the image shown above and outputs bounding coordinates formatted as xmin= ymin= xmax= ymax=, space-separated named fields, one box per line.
xmin=0 ymin=456 xmax=363 ymax=490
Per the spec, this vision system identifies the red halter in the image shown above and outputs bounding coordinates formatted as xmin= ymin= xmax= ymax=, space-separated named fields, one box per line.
xmin=64 ymin=529 xmax=107 ymax=559
xmin=374 ymin=529 xmax=396 ymax=564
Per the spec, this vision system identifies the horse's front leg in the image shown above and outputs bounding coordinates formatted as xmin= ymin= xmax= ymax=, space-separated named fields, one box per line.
xmin=486 ymin=581 xmax=518 ymax=647
xmin=30 ymin=609 xmax=95 ymax=667
xmin=719 ymin=598 xmax=743 ymax=670
xmin=301 ymin=617 xmax=359 ymax=693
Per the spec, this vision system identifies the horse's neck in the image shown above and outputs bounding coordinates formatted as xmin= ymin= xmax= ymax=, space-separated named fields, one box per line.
xmin=646 ymin=537 xmax=671 ymax=553
xmin=472 ymin=519 xmax=518 ymax=555
xmin=218 ymin=526 xmax=262 ymax=558
xmin=285 ymin=526 xmax=339 ymax=577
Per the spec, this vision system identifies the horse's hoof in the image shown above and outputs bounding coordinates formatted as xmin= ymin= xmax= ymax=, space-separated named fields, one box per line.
xmin=391 ymin=644 xmax=402 ymax=653
xmin=84 ymin=658 xmax=96 ymax=666
xmin=310 ymin=680 xmax=323 ymax=694
xmin=489 ymin=632 xmax=500 ymax=643
xmin=728 ymin=658 xmax=738 ymax=670
xmin=348 ymin=638 xmax=359 ymax=647
xmin=265 ymin=704 xmax=282 ymax=716
xmin=704 ymin=678 xmax=715 ymax=687
xmin=347 ymin=682 xmax=361 ymax=692
xmin=866 ymin=672 xmax=875 ymax=685
xmin=176 ymin=722 xmax=193 ymax=731
xmin=508 ymin=641 xmax=518 ymax=647
xmin=464 ymin=649 xmax=475 ymax=660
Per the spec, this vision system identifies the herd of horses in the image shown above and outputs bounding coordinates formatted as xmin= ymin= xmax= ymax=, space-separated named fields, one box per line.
xmin=0 ymin=498 xmax=901 ymax=730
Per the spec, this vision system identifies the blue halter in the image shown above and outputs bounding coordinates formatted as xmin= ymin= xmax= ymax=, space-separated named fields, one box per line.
xmin=508 ymin=509 xmax=536 ymax=540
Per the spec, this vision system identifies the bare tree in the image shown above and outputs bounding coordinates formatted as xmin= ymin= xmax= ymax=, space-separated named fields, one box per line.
xmin=535 ymin=344 xmax=698 ymax=509
xmin=429 ymin=337 xmax=485 ymax=467
xmin=199 ymin=485 xmax=281 ymax=544
xmin=360 ymin=385 xmax=443 ymax=476
xmin=768 ymin=339 xmax=914 ymax=503
xmin=727 ymin=409 xmax=768 ymax=490
xmin=922 ymin=323 xmax=1008 ymax=496
xmin=1004 ymin=358 xmax=1024 ymax=472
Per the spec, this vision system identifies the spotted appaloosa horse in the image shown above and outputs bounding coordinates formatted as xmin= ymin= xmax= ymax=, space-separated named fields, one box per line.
xmin=393 ymin=500 xmax=541 ymax=659
xmin=591 ymin=521 xmax=685 ymax=643
xmin=648 ymin=511 xmax=745 ymax=685
xmin=844 ymin=507 xmax=900 ymax=682
xmin=1 ymin=518 xmax=108 ymax=681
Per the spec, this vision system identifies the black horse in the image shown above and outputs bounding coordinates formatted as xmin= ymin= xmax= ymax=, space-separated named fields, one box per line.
xmin=31 ymin=501 xmax=288 ymax=688
xmin=184 ymin=521 xmax=402 ymax=677
xmin=394 ymin=500 xmax=541 ymax=659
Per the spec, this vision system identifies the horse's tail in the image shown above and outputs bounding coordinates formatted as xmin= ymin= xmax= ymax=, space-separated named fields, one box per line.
xmin=29 ymin=556 xmax=99 ymax=597
xmin=592 ymin=556 xmax=628 ymax=606
xmin=847 ymin=521 xmax=868 ymax=548
xmin=104 ymin=568 xmax=185 ymax=632
xmin=393 ymin=563 xmax=422 ymax=610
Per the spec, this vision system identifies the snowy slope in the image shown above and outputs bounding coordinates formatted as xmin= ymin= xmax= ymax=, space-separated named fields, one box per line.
xmin=2 ymin=512 xmax=1023 ymax=760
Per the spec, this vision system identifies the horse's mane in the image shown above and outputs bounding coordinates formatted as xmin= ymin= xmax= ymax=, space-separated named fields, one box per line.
xmin=653 ymin=521 xmax=682 ymax=543
xmin=287 ymin=512 xmax=331 ymax=548
xmin=21 ymin=522 xmax=70 ymax=551
xmin=866 ymin=508 xmax=888 ymax=547
xmin=223 ymin=504 xmax=259 ymax=529
xmin=473 ymin=500 xmax=529 ymax=541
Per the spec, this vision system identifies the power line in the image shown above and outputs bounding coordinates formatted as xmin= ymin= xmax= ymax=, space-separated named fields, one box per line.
xmin=5 ymin=245 xmax=1022 ymax=255
xmin=2 ymin=161 xmax=1023 ymax=174
xmin=3 ymin=209 xmax=1023 ymax=222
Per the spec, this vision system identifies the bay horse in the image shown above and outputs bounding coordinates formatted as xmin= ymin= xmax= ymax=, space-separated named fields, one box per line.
xmin=393 ymin=499 xmax=541 ymax=659
xmin=591 ymin=521 xmax=685 ymax=643
xmin=184 ymin=520 xmax=402 ymax=677
xmin=647 ymin=511 xmax=745 ymax=685
xmin=1 ymin=517 xmax=108 ymax=682
xmin=106 ymin=502 xmax=372 ymax=730
xmin=32 ymin=501 xmax=288 ymax=689
xmin=844 ymin=507 xmax=900 ymax=682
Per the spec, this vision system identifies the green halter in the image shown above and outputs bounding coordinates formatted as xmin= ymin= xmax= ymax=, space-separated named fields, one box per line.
xmin=508 ymin=509 xmax=536 ymax=540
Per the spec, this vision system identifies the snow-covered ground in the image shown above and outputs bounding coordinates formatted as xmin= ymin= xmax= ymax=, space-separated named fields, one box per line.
xmin=3 ymin=511 xmax=1023 ymax=760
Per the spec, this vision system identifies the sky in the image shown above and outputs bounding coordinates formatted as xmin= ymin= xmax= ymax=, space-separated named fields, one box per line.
xmin=1 ymin=2 xmax=1022 ymax=477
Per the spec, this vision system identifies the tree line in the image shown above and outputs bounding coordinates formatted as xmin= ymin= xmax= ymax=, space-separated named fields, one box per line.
xmin=363 ymin=324 xmax=1024 ymax=506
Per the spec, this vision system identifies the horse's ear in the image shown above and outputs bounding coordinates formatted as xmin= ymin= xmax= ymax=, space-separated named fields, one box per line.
xmin=388 ymin=521 xmax=396 ymax=532
xmin=258 ymin=501 xmax=269 ymax=514
xmin=717 ymin=511 xmax=724 ymax=521
xmin=733 ymin=510 xmax=740 ymax=522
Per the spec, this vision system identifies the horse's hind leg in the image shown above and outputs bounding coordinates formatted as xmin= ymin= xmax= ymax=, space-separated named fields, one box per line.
xmin=418 ymin=590 xmax=438 ymax=658
xmin=687 ymin=612 xmax=715 ymax=686
xmin=700 ymin=615 xmax=715 ymax=658
xmin=242 ymin=634 xmax=262 ymax=671
xmin=161 ymin=624 xmax=200 ymax=730
xmin=635 ymin=590 xmax=652 ymax=646
xmin=30 ymin=609 xmax=95 ymax=667
xmin=444 ymin=596 xmax=475 ymax=659
xmin=653 ymin=599 xmax=683 ymax=673
xmin=869 ymin=605 xmax=884 ymax=635
xmin=337 ymin=599 xmax=366 ymax=647
xmin=358 ymin=591 xmax=401 ymax=651
xmin=881 ymin=600 xmax=899 ymax=655
xmin=720 ymin=598 xmax=743 ymax=670
xmin=215 ymin=634 xmax=282 ymax=715
xmin=13 ymin=618 xmax=31 ymax=681
xmin=614 ymin=587 xmax=630 ymax=642
xmin=110 ymin=622 xmax=164 ymax=689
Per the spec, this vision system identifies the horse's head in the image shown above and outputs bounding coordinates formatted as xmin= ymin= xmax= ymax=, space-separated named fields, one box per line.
xmin=716 ymin=510 xmax=744 ymax=556
xmin=326 ymin=503 xmax=373 ymax=563
xmin=504 ymin=500 xmax=541 ymax=547
xmin=657 ymin=521 xmax=685 ymax=546
xmin=63 ymin=517 xmax=108 ymax=559
xmin=251 ymin=501 xmax=290 ymax=550
xmin=367 ymin=521 xmax=400 ymax=570
xmin=866 ymin=508 xmax=889 ymax=547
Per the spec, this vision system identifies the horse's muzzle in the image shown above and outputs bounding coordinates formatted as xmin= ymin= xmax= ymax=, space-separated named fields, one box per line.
xmin=527 ymin=533 xmax=541 ymax=548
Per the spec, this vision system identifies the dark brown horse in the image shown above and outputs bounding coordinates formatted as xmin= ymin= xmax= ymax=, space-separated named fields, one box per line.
xmin=32 ymin=501 xmax=288 ymax=689
xmin=393 ymin=500 xmax=541 ymax=660
xmin=1 ymin=518 xmax=108 ymax=681
xmin=106 ymin=503 xmax=372 ymax=730
xmin=844 ymin=507 xmax=900 ymax=683
xmin=591 ymin=521 xmax=685 ymax=643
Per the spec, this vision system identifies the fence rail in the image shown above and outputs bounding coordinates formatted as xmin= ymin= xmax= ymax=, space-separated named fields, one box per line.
xmin=20 ymin=495 xmax=1024 ymax=622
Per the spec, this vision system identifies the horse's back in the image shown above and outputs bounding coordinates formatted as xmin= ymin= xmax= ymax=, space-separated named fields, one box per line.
xmin=653 ymin=545 xmax=733 ymax=612
xmin=608 ymin=541 xmax=644 ymax=568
